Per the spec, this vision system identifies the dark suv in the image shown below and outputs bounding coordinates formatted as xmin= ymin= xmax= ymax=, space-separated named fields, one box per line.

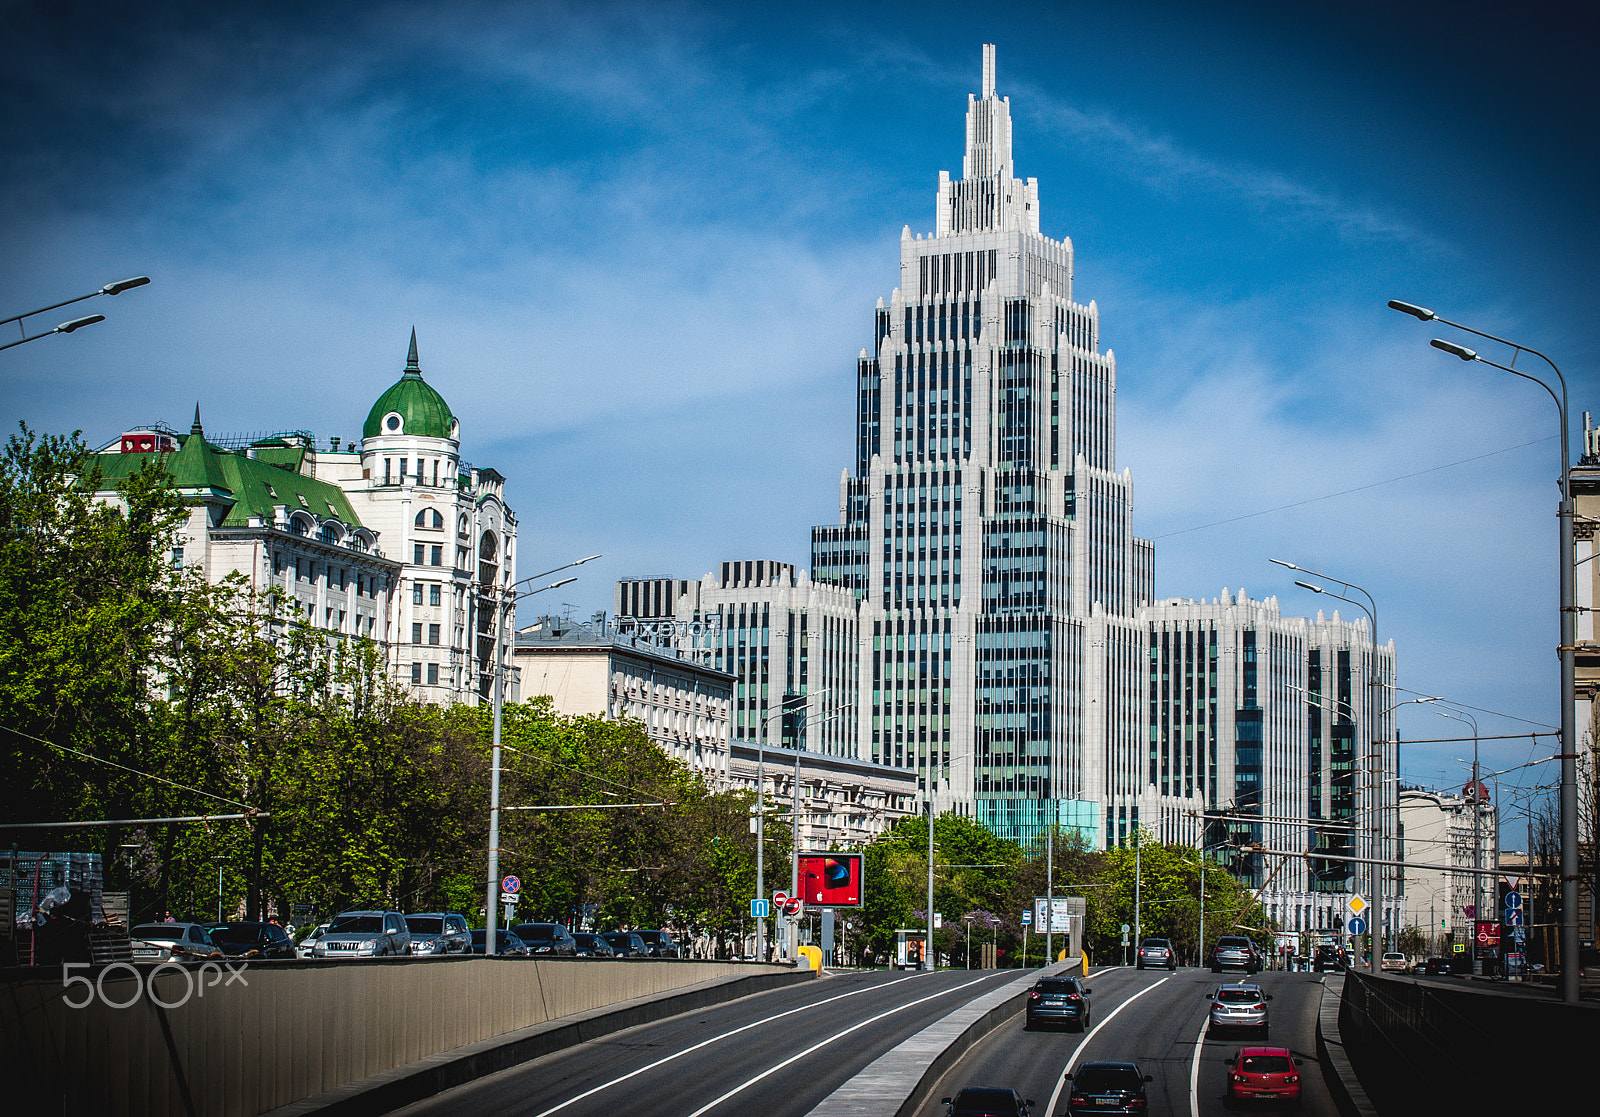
xmin=634 ymin=929 xmax=681 ymax=958
xmin=512 ymin=922 xmax=578 ymax=956
xmin=1135 ymin=937 xmax=1177 ymax=970
xmin=1210 ymin=935 xmax=1260 ymax=973
xmin=1024 ymin=975 xmax=1093 ymax=1031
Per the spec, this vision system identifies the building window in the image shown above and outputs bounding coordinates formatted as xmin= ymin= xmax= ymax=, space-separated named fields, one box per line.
xmin=384 ymin=458 xmax=392 ymax=485
xmin=412 ymin=623 xmax=423 ymax=644
xmin=414 ymin=543 xmax=425 ymax=565
xmin=170 ymin=547 xmax=183 ymax=566
xmin=411 ymin=663 xmax=422 ymax=684
xmin=413 ymin=583 xmax=424 ymax=605
xmin=428 ymin=624 xmax=440 ymax=645
xmin=427 ymin=663 xmax=439 ymax=685
xmin=431 ymin=544 xmax=443 ymax=566
xmin=429 ymin=584 xmax=441 ymax=606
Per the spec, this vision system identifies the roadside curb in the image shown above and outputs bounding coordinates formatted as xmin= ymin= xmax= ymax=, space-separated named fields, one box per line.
xmin=263 ymin=967 xmax=815 ymax=1117
xmin=1315 ymin=976 xmax=1380 ymax=1117
xmin=807 ymin=961 xmax=1079 ymax=1117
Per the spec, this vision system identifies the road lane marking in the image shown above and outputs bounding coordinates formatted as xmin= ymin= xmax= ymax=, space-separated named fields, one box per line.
xmin=1189 ymin=1011 xmax=1209 ymax=1117
xmin=682 ymin=973 xmax=1000 ymax=1117
xmin=525 ymin=970 xmax=992 ymax=1117
xmin=1043 ymin=976 xmax=1172 ymax=1117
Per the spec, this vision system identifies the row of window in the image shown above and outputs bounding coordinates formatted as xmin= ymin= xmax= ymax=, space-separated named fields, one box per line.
xmin=384 ymin=457 xmax=451 ymax=487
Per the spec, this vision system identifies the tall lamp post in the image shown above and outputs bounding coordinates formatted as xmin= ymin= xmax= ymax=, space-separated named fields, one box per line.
xmin=1 ymin=276 xmax=149 ymax=352
xmin=485 ymin=554 xmax=601 ymax=955
xmin=1273 ymin=558 xmax=1389 ymax=974
xmin=1390 ymin=298 xmax=1578 ymax=1004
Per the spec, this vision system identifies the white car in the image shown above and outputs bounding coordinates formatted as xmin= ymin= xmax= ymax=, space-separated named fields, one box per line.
xmin=129 ymin=923 xmax=222 ymax=963
xmin=1381 ymin=952 xmax=1409 ymax=973
xmin=296 ymin=923 xmax=330 ymax=959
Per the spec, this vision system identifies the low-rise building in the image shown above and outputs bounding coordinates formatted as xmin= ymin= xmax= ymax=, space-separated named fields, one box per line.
xmin=1399 ymin=783 xmax=1498 ymax=953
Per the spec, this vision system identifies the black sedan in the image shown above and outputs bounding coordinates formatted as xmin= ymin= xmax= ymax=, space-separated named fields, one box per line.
xmin=573 ymin=932 xmax=617 ymax=958
xmin=1063 ymin=1062 xmax=1153 ymax=1115
xmin=602 ymin=931 xmax=650 ymax=958
xmin=469 ymin=929 xmax=529 ymax=956
xmin=941 ymin=1086 xmax=1034 ymax=1116
xmin=1416 ymin=956 xmax=1457 ymax=976
xmin=1023 ymin=976 xmax=1092 ymax=1031
xmin=204 ymin=921 xmax=296 ymax=960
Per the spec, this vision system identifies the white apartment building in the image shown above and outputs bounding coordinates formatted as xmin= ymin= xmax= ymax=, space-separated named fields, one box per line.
xmin=1141 ymin=591 xmax=1399 ymax=945
xmin=809 ymin=44 xmax=1154 ymax=844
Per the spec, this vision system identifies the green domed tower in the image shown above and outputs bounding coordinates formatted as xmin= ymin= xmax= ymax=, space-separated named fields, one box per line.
xmin=363 ymin=328 xmax=458 ymax=442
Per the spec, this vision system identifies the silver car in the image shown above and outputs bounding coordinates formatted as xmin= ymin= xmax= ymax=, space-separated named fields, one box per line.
xmin=312 ymin=910 xmax=411 ymax=958
xmin=296 ymin=923 xmax=330 ymax=959
xmin=406 ymin=912 xmax=471 ymax=956
xmin=1207 ymin=982 xmax=1272 ymax=1036
xmin=129 ymin=922 xmax=222 ymax=963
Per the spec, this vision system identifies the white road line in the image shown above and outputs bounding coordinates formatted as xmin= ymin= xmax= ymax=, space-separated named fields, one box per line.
xmin=524 ymin=970 xmax=976 ymax=1117
xmin=1188 ymin=1010 xmax=1209 ymax=1117
xmin=1043 ymin=976 xmax=1172 ymax=1117
xmin=683 ymin=973 xmax=1000 ymax=1117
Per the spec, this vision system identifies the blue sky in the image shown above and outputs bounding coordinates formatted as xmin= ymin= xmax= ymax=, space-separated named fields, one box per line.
xmin=3 ymin=0 xmax=1595 ymax=816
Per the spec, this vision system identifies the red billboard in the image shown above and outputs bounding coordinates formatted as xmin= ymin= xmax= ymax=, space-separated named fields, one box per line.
xmin=1475 ymin=920 xmax=1500 ymax=949
xmin=796 ymin=852 xmax=864 ymax=907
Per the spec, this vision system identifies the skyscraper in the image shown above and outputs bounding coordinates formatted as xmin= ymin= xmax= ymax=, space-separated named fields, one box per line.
xmin=811 ymin=45 xmax=1153 ymax=844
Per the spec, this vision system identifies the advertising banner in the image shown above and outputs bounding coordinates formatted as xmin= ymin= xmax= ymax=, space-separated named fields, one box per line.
xmin=796 ymin=852 xmax=864 ymax=907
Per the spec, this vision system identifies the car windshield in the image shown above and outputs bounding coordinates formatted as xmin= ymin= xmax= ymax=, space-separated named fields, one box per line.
xmin=1240 ymin=1055 xmax=1293 ymax=1073
xmin=515 ymin=924 xmax=557 ymax=941
xmin=638 ymin=931 xmax=664 ymax=943
xmin=132 ymin=925 xmax=184 ymax=941
xmin=1075 ymin=1067 xmax=1143 ymax=1092
xmin=1217 ymin=989 xmax=1260 ymax=1003
xmin=602 ymin=933 xmax=630 ymax=944
xmin=1218 ymin=938 xmax=1250 ymax=948
xmin=329 ymin=914 xmax=384 ymax=933
xmin=406 ymin=917 xmax=443 ymax=934
xmin=1035 ymin=979 xmax=1079 ymax=993
xmin=208 ymin=925 xmax=265 ymax=943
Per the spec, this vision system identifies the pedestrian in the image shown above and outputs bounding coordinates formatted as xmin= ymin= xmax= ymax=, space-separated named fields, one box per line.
xmin=162 ymin=911 xmax=175 ymax=923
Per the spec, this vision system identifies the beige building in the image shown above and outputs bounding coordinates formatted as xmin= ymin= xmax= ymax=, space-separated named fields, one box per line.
xmin=1399 ymin=784 xmax=1497 ymax=953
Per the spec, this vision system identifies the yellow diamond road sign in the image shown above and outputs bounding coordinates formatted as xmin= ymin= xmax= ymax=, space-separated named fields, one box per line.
xmin=1348 ymin=895 xmax=1367 ymax=916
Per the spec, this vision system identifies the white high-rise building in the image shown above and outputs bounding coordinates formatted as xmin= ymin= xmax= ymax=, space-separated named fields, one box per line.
xmin=811 ymin=44 xmax=1152 ymax=844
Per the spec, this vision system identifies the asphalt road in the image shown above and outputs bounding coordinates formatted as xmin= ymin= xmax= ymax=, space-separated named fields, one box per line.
xmin=913 ymin=967 xmax=1340 ymax=1117
xmin=389 ymin=967 xmax=1023 ymax=1117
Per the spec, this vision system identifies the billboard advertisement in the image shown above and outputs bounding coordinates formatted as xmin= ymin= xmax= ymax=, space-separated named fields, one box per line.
xmin=796 ymin=852 xmax=864 ymax=907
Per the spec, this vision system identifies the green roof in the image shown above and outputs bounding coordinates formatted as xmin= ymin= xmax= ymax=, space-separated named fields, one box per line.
xmin=362 ymin=328 xmax=455 ymax=441
xmin=94 ymin=415 xmax=365 ymax=530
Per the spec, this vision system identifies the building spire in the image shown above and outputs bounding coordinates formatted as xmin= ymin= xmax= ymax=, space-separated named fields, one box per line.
xmin=191 ymin=403 xmax=203 ymax=435
xmin=404 ymin=327 xmax=421 ymax=377
xmin=981 ymin=42 xmax=995 ymax=98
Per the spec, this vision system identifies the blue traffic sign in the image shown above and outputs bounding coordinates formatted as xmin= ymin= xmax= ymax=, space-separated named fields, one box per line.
xmin=1504 ymin=890 xmax=1522 ymax=910
xmin=501 ymin=875 xmax=521 ymax=894
xmin=1504 ymin=909 xmax=1523 ymax=927
xmin=751 ymin=898 xmax=770 ymax=918
xmin=1021 ymin=911 xmax=1033 ymax=925
xmin=1347 ymin=916 xmax=1368 ymax=935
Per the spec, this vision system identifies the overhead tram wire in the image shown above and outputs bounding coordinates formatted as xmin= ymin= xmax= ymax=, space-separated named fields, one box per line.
xmin=1151 ymin=435 xmax=1555 ymax=540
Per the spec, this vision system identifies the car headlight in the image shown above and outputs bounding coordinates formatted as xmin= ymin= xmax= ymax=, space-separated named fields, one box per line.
xmin=355 ymin=939 xmax=379 ymax=955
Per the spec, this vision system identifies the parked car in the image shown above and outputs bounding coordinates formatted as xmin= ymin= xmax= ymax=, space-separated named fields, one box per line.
xmin=205 ymin=921 xmax=295 ymax=960
xmin=1210 ymin=936 xmax=1261 ymax=974
xmin=1207 ymin=982 xmax=1272 ymax=1036
xmin=601 ymin=931 xmax=650 ymax=958
xmin=405 ymin=912 xmax=472 ymax=956
xmin=1224 ymin=1046 xmax=1302 ymax=1106
xmin=128 ymin=923 xmax=223 ymax=963
xmin=634 ymin=929 xmax=682 ymax=958
xmin=469 ymin=928 xmax=529 ymax=956
xmin=573 ymin=932 xmax=617 ymax=958
xmin=1063 ymin=1063 xmax=1153 ymax=1115
xmin=1380 ymin=952 xmax=1409 ymax=973
xmin=1135 ymin=936 xmax=1177 ymax=970
xmin=940 ymin=1086 xmax=1034 ymax=1116
xmin=295 ymin=922 xmax=329 ymax=959
xmin=1312 ymin=945 xmax=1345 ymax=973
xmin=1416 ymin=956 xmax=1456 ymax=976
xmin=1024 ymin=975 xmax=1092 ymax=1031
xmin=512 ymin=922 xmax=578 ymax=956
xmin=313 ymin=910 xmax=411 ymax=958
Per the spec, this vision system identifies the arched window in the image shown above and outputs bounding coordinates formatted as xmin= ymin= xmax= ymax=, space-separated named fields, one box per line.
xmin=287 ymin=513 xmax=310 ymax=536
xmin=415 ymin=508 xmax=444 ymax=529
xmin=478 ymin=532 xmax=498 ymax=588
xmin=319 ymin=521 xmax=341 ymax=543
xmin=458 ymin=514 xmax=470 ymax=539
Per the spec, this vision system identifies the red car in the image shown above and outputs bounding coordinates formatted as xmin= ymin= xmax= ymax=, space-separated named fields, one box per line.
xmin=1224 ymin=1047 xmax=1301 ymax=1106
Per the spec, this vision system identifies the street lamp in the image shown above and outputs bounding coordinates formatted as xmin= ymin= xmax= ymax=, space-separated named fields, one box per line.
xmin=1436 ymin=707 xmax=1485 ymax=972
xmin=485 ymin=554 xmax=601 ymax=955
xmin=1392 ymin=298 xmax=1579 ymax=1003
xmin=1273 ymin=558 xmax=1390 ymax=974
xmin=1 ymin=276 xmax=150 ymax=352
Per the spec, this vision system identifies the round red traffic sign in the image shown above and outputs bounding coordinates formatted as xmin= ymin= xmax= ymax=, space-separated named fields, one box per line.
xmin=784 ymin=898 xmax=803 ymax=917
xmin=772 ymin=891 xmax=788 ymax=909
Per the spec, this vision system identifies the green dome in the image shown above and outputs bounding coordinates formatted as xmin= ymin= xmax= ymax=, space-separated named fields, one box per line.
xmin=363 ymin=329 xmax=456 ymax=440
